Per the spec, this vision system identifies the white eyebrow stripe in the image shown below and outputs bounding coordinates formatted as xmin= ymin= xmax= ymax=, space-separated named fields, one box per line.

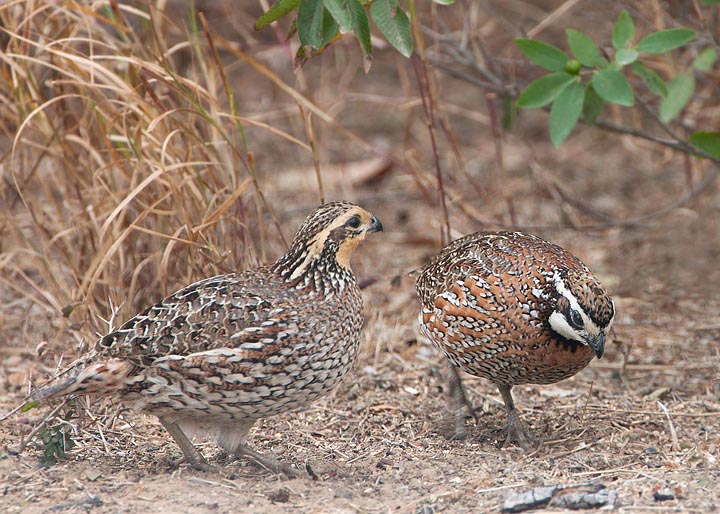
xmin=552 ymin=271 xmax=601 ymax=337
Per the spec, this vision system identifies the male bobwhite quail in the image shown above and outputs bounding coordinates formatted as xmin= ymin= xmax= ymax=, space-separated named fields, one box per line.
xmin=415 ymin=231 xmax=614 ymax=449
xmin=32 ymin=201 xmax=382 ymax=475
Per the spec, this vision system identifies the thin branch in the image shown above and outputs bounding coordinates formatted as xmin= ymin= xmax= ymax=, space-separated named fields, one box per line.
xmin=460 ymin=161 xmax=719 ymax=232
xmin=592 ymin=119 xmax=684 ymax=149
xmin=526 ymin=0 xmax=584 ymax=38
xmin=580 ymin=166 xmax=713 ymax=229
xmin=548 ymin=165 xmax=719 ymax=230
xmin=428 ymin=58 xmax=507 ymax=93
xmin=411 ymin=53 xmax=451 ymax=245
xmin=593 ymin=120 xmax=720 ymax=165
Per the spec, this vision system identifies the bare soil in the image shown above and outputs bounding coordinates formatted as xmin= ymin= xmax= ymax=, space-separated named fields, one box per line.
xmin=3 ymin=161 xmax=719 ymax=512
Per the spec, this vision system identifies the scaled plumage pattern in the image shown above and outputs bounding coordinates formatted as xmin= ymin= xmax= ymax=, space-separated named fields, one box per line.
xmin=416 ymin=231 xmax=614 ymax=449
xmin=34 ymin=201 xmax=383 ymax=474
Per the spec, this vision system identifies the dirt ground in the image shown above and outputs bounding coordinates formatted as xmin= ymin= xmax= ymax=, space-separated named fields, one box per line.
xmin=2 ymin=2 xmax=720 ymax=513
xmin=3 ymin=156 xmax=720 ymax=512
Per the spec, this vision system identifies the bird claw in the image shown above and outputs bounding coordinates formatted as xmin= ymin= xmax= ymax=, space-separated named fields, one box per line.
xmin=166 ymin=453 xmax=222 ymax=473
xmin=191 ymin=460 xmax=224 ymax=473
xmin=504 ymin=417 xmax=540 ymax=452
xmin=236 ymin=445 xmax=302 ymax=479
xmin=258 ymin=459 xmax=301 ymax=479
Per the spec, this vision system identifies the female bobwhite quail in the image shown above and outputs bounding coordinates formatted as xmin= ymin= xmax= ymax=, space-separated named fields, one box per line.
xmin=32 ymin=201 xmax=382 ymax=475
xmin=415 ymin=231 xmax=614 ymax=449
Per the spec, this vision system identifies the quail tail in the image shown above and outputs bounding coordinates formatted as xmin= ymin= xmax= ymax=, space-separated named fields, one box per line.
xmin=32 ymin=358 xmax=132 ymax=401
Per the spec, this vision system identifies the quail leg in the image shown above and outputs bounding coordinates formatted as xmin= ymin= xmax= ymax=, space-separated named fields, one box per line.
xmin=445 ymin=364 xmax=479 ymax=440
xmin=234 ymin=444 xmax=300 ymax=478
xmin=159 ymin=417 xmax=218 ymax=473
xmin=497 ymin=385 xmax=537 ymax=451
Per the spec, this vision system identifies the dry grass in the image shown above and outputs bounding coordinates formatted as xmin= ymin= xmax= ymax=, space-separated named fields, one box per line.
xmin=1 ymin=1 xmax=719 ymax=513
xmin=0 ymin=1 xmax=288 ymax=341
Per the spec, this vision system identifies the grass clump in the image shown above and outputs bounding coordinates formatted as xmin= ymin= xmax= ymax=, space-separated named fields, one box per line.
xmin=0 ymin=2 xmax=292 ymax=350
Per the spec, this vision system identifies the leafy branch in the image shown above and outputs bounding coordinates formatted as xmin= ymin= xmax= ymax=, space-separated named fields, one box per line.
xmin=255 ymin=0 xmax=454 ymax=71
xmin=257 ymin=3 xmax=719 ymax=161
xmin=419 ymin=5 xmax=720 ymax=229
xmin=514 ymin=10 xmax=715 ymax=147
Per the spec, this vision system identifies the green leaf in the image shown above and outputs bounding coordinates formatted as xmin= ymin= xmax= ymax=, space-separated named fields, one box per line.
xmin=689 ymin=131 xmax=720 ymax=159
xmin=550 ymin=81 xmax=585 ymax=147
xmin=321 ymin=9 xmax=340 ymax=46
xmin=583 ymin=84 xmax=604 ymax=124
xmin=516 ymin=39 xmax=569 ymax=72
xmin=591 ymin=69 xmax=634 ymax=106
xmin=347 ymin=0 xmax=372 ymax=71
xmin=293 ymin=13 xmax=340 ymax=70
xmin=694 ymin=48 xmax=718 ymax=72
xmin=369 ymin=0 xmax=412 ymax=58
xmin=21 ymin=400 xmax=40 ymax=412
xmin=517 ymin=72 xmax=577 ymax=108
xmin=566 ymin=29 xmax=601 ymax=67
xmin=612 ymin=10 xmax=635 ymax=49
xmin=702 ymin=0 xmax=720 ymax=4
xmin=297 ymin=0 xmax=325 ymax=48
xmin=660 ymin=72 xmax=695 ymax=122
xmin=631 ymin=62 xmax=667 ymax=96
xmin=636 ymin=28 xmax=696 ymax=54
xmin=615 ymin=48 xmax=639 ymax=66
xmin=255 ymin=0 xmax=300 ymax=30
xmin=323 ymin=0 xmax=352 ymax=32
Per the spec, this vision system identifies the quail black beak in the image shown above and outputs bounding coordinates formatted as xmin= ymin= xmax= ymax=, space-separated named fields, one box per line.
xmin=368 ymin=215 xmax=383 ymax=233
xmin=585 ymin=332 xmax=605 ymax=359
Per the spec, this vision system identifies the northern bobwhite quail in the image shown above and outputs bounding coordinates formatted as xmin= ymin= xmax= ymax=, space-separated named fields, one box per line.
xmin=415 ymin=231 xmax=614 ymax=449
xmin=32 ymin=201 xmax=382 ymax=475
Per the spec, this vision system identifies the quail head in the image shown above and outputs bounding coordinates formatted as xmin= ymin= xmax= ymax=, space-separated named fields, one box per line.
xmin=32 ymin=201 xmax=383 ymax=475
xmin=415 ymin=231 xmax=614 ymax=449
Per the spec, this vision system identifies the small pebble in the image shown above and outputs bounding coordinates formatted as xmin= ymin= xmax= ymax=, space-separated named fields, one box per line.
xmin=653 ymin=489 xmax=675 ymax=502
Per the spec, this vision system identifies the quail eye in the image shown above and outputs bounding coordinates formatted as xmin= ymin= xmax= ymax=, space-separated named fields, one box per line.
xmin=346 ymin=216 xmax=362 ymax=229
xmin=569 ymin=309 xmax=583 ymax=328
